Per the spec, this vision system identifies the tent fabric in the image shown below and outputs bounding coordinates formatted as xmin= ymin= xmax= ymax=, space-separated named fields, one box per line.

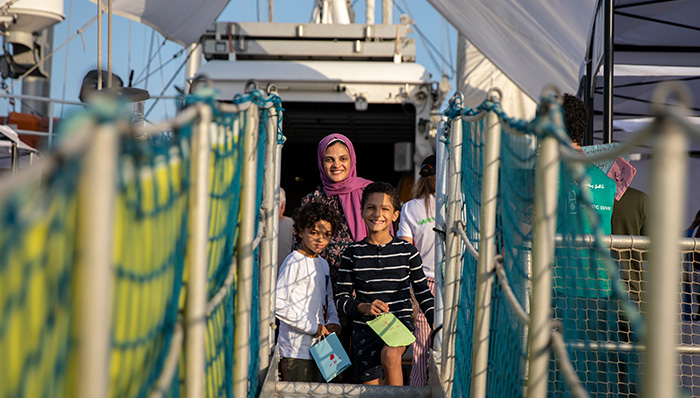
xmin=456 ymin=37 xmax=536 ymax=120
xmin=88 ymin=0 xmax=228 ymax=45
xmin=427 ymin=0 xmax=596 ymax=102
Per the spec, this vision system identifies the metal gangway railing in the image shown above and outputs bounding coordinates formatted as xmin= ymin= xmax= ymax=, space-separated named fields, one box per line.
xmin=437 ymin=82 xmax=700 ymax=398
xmin=0 ymin=87 xmax=284 ymax=398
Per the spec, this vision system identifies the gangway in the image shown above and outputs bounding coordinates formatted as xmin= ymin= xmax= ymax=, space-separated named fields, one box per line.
xmin=2 ymin=66 xmax=700 ymax=398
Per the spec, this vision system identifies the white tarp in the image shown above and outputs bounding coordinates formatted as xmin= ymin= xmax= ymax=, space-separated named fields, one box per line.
xmin=456 ymin=37 xmax=536 ymax=120
xmin=88 ymin=0 xmax=228 ymax=45
xmin=428 ymin=0 xmax=596 ymax=102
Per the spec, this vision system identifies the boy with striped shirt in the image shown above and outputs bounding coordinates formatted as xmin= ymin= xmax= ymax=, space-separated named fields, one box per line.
xmin=335 ymin=182 xmax=434 ymax=385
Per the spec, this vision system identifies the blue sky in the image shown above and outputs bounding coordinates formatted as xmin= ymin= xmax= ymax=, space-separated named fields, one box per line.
xmin=1 ymin=1 xmax=456 ymax=122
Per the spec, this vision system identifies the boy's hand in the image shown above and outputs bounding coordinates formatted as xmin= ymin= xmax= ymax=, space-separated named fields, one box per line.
xmin=326 ymin=323 xmax=341 ymax=334
xmin=315 ymin=323 xmax=330 ymax=338
xmin=358 ymin=299 xmax=389 ymax=316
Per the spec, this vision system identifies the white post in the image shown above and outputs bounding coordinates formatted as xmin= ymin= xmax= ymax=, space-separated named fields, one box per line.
xmin=234 ymin=104 xmax=260 ymax=398
xmin=471 ymin=107 xmax=501 ymax=398
xmin=259 ymin=104 xmax=280 ymax=375
xmin=526 ymin=135 xmax=559 ymax=398
xmin=185 ymin=44 xmax=202 ymax=94
xmin=643 ymin=115 xmax=687 ymax=398
xmin=441 ymin=114 xmax=463 ymax=397
xmin=366 ymin=0 xmax=375 ymax=24
xmin=382 ymin=0 xmax=392 ymax=24
xmin=434 ymin=120 xmax=447 ymax=353
xmin=77 ymin=125 xmax=117 ymax=398
xmin=185 ymin=104 xmax=212 ymax=398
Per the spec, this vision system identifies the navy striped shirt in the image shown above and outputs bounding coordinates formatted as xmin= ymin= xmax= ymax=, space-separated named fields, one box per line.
xmin=335 ymin=237 xmax=435 ymax=328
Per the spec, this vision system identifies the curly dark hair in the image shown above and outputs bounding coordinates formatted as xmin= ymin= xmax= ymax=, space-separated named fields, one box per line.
xmin=292 ymin=202 xmax=342 ymax=236
xmin=361 ymin=181 xmax=401 ymax=212
xmin=562 ymin=93 xmax=589 ymax=146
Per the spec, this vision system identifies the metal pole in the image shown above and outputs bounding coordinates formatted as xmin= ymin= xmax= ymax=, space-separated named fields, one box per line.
xmin=366 ymin=0 xmax=375 ymax=24
xmin=107 ymin=0 xmax=112 ymax=88
xmin=77 ymin=124 xmax=117 ymax=398
xmin=185 ymin=103 xmax=211 ymax=398
xmin=471 ymin=106 xmax=501 ymax=398
xmin=643 ymin=114 xmax=687 ymax=398
xmin=259 ymin=105 xmax=280 ymax=375
xmin=526 ymin=135 xmax=559 ymax=398
xmin=234 ymin=104 xmax=260 ymax=398
xmin=441 ymin=114 xmax=463 ymax=397
xmin=271 ymin=110 xmax=283 ymax=351
xmin=382 ymin=0 xmax=392 ymax=24
xmin=10 ymin=142 xmax=18 ymax=176
xmin=603 ymin=0 xmax=613 ymax=144
xmin=185 ymin=43 xmax=202 ymax=94
xmin=97 ymin=0 xmax=102 ymax=90
xmin=434 ymin=120 xmax=447 ymax=353
xmin=268 ymin=0 xmax=273 ymax=22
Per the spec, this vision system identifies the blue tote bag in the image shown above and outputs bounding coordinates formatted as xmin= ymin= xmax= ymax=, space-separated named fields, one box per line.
xmin=309 ymin=332 xmax=351 ymax=382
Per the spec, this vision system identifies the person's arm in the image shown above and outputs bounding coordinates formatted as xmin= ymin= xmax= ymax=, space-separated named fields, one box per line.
xmin=335 ymin=248 xmax=363 ymax=319
xmin=397 ymin=202 xmax=415 ymax=245
xmin=275 ymin=259 xmax=319 ymax=335
xmin=408 ymin=246 xmax=435 ymax=327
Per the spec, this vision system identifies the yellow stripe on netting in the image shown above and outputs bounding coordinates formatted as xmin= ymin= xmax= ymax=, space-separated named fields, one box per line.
xmin=0 ymin=168 xmax=80 ymax=398
xmin=109 ymin=142 xmax=189 ymax=398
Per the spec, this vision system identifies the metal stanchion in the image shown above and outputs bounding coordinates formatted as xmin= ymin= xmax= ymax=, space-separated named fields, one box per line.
xmin=471 ymin=97 xmax=501 ymax=398
xmin=185 ymin=103 xmax=212 ymax=398
xmin=77 ymin=124 xmax=117 ymax=398
xmin=526 ymin=133 xmax=559 ymax=398
xmin=441 ymin=111 xmax=463 ymax=398
xmin=234 ymin=103 xmax=260 ymax=398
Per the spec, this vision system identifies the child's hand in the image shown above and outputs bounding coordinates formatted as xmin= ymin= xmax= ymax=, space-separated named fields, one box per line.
xmin=359 ymin=299 xmax=389 ymax=316
xmin=326 ymin=323 xmax=341 ymax=334
xmin=315 ymin=323 xmax=330 ymax=338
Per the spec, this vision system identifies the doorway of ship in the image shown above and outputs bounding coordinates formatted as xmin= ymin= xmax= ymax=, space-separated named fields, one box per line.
xmin=280 ymin=101 xmax=417 ymax=216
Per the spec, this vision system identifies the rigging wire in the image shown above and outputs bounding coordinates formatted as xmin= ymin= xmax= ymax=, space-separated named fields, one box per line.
xmin=144 ymin=49 xmax=193 ymax=119
xmin=132 ymin=48 xmax=186 ymax=87
xmin=395 ymin=0 xmax=455 ymax=77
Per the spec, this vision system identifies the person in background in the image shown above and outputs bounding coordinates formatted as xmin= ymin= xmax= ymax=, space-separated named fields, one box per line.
xmin=398 ymin=155 xmax=437 ymax=386
xmin=277 ymin=187 xmax=294 ymax=271
xmin=335 ymin=182 xmax=434 ymax=386
xmin=551 ymin=93 xmax=620 ymax=396
xmin=276 ymin=202 xmax=342 ymax=382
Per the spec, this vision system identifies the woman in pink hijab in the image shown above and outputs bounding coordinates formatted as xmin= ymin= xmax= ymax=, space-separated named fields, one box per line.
xmin=299 ymin=133 xmax=372 ymax=284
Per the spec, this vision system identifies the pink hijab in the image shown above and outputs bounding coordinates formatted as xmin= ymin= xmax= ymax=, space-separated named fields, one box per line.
xmin=317 ymin=133 xmax=372 ymax=241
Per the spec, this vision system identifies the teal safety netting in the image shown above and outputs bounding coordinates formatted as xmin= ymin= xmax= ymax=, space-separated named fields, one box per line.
xmin=109 ymin=126 xmax=190 ymax=398
xmin=443 ymin=93 xmax=646 ymax=398
xmin=0 ymin=86 xmax=284 ymax=398
xmin=490 ymin=102 xmax=537 ymax=398
xmin=0 ymin=152 xmax=82 ymax=398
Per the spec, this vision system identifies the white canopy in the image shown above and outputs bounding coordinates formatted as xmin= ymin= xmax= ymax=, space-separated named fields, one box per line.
xmin=88 ymin=0 xmax=228 ymax=45
xmin=427 ymin=0 xmax=596 ymax=101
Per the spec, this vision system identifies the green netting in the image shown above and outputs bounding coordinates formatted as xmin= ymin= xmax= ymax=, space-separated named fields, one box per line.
xmin=109 ymin=130 xmax=191 ymax=398
xmin=488 ymin=124 xmax=538 ymax=398
xmin=0 ymin=155 xmax=82 ymax=398
xmin=448 ymin=101 xmax=482 ymax=397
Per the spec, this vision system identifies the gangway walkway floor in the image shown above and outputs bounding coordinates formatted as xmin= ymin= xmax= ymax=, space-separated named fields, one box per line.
xmin=271 ymin=382 xmax=432 ymax=398
xmin=259 ymin=348 xmax=443 ymax=397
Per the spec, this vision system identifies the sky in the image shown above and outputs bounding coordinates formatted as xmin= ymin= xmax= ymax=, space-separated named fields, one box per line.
xmin=0 ymin=0 xmax=456 ymax=123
